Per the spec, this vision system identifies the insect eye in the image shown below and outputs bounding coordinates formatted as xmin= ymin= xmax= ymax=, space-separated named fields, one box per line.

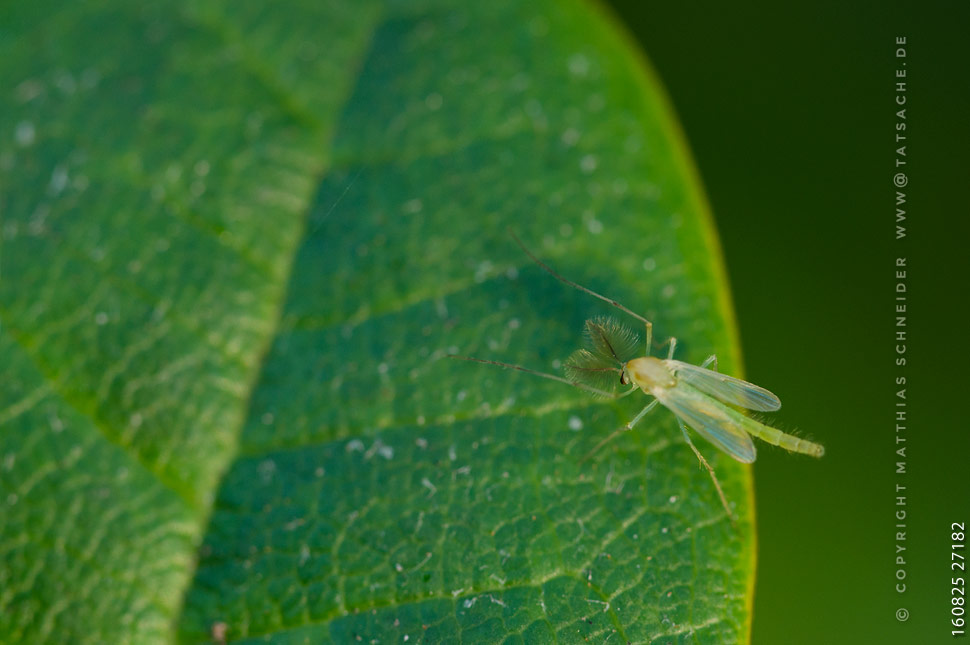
xmin=620 ymin=372 xmax=629 ymax=385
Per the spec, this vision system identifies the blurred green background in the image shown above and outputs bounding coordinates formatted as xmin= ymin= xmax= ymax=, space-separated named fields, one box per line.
xmin=605 ymin=1 xmax=970 ymax=643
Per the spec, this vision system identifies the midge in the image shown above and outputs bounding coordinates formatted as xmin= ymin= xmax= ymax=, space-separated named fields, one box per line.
xmin=451 ymin=235 xmax=824 ymax=520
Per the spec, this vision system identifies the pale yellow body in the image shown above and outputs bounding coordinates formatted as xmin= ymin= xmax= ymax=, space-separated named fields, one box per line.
xmin=624 ymin=357 xmax=825 ymax=461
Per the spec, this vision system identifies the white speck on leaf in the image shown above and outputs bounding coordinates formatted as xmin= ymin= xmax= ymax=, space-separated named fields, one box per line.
xmin=509 ymin=72 xmax=530 ymax=92
xmin=377 ymin=443 xmax=394 ymax=460
xmin=523 ymin=98 xmax=545 ymax=122
xmin=49 ymin=165 xmax=69 ymax=195
xmin=473 ymin=260 xmax=493 ymax=283
xmin=364 ymin=439 xmax=393 ymax=460
xmin=568 ymin=53 xmax=590 ymax=76
xmin=14 ymin=121 xmax=35 ymax=146
xmin=257 ymin=459 xmax=276 ymax=482
xmin=425 ymin=92 xmax=443 ymax=110
xmin=15 ymin=79 xmax=44 ymax=102
xmin=79 ymin=67 xmax=100 ymax=89
xmin=54 ymin=70 xmax=76 ymax=94
xmin=586 ymin=93 xmax=605 ymax=111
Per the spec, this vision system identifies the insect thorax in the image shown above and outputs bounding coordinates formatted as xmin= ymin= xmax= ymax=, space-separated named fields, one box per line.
xmin=625 ymin=357 xmax=675 ymax=391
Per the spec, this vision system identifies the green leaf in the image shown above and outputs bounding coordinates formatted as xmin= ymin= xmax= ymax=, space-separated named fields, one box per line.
xmin=0 ymin=0 xmax=753 ymax=643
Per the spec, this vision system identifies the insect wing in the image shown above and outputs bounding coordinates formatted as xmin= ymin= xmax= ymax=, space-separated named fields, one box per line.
xmin=660 ymin=386 xmax=757 ymax=463
xmin=666 ymin=360 xmax=781 ymax=411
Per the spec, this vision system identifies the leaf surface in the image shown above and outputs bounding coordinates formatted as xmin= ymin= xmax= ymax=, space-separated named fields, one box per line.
xmin=0 ymin=1 xmax=753 ymax=643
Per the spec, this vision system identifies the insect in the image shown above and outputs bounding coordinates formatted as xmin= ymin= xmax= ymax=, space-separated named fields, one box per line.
xmin=451 ymin=235 xmax=824 ymax=520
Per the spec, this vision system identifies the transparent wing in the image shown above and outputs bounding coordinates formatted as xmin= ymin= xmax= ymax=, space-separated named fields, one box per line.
xmin=659 ymin=385 xmax=757 ymax=463
xmin=666 ymin=360 xmax=781 ymax=411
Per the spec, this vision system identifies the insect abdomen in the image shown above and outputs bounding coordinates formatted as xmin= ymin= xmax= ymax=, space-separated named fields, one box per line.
xmin=746 ymin=422 xmax=825 ymax=458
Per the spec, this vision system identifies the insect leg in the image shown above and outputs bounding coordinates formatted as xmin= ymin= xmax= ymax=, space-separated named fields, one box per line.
xmin=676 ymin=418 xmax=735 ymax=522
xmin=581 ymin=398 xmax=660 ymax=462
xmin=699 ymin=354 xmax=717 ymax=371
xmin=653 ymin=336 xmax=678 ymax=360
xmin=666 ymin=337 xmax=678 ymax=360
